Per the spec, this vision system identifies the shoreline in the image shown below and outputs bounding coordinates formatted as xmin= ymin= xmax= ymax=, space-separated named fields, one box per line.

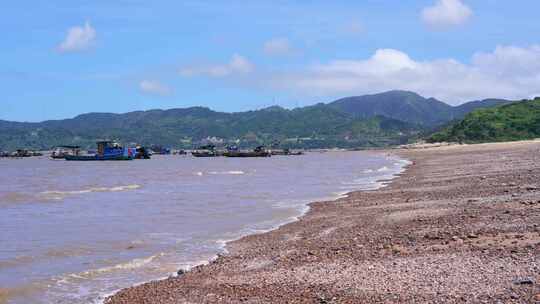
xmin=106 ymin=141 xmax=540 ymax=303
xmin=97 ymin=152 xmax=409 ymax=304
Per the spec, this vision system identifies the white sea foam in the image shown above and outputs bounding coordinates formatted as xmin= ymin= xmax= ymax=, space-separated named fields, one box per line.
xmin=40 ymin=184 xmax=141 ymax=199
xmin=208 ymin=170 xmax=245 ymax=175
xmin=69 ymin=253 xmax=164 ymax=280
xmin=377 ymin=166 xmax=390 ymax=172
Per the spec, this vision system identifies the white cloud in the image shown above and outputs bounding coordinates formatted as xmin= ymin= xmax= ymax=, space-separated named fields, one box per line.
xmin=263 ymin=38 xmax=292 ymax=56
xmin=272 ymin=45 xmax=540 ymax=105
xmin=58 ymin=21 xmax=96 ymax=52
xmin=421 ymin=0 xmax=472 ymax=29
xmin=179 ymin=54 xmax=254 ymax=77
xmin=139 ymin=80 xmax=172 ymax=96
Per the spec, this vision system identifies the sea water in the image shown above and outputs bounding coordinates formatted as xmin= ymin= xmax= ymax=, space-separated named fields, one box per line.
xmin=0 ymin=151 xmax=408 ymax=303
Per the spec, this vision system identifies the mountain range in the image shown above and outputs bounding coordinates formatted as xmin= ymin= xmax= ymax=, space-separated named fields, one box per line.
xmin=328 ymin=91 xmax=508 ymax=126
xmin=0 ymin=90 xmax=509 ymax=151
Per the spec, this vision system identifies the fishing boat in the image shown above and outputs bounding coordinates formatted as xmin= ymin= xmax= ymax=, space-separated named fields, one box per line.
xmin=150 ymin=145 xmax=171 ymax=155
xmin=134 ymin=146 xmax=151 ymax=159
xmin=51 ymin=146 xmax=81 ymax=159
xmin=12 ymin=149 xmax=33 ymax=157
xmin=173 ymin=149 xmax=187 ymax=155
xmin=65 ymin=141 xmax=135 ymax=161
xmin=192 ymin=145 xmax=222 ymax=157
xmin=271 ymin=148 xmax=304 ymax=156
xmin=223 ymin=146 xmax=271 ymax=158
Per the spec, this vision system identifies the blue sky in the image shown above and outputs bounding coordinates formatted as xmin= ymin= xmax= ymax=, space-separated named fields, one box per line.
xmin=2 ymin=0 xmax=540 ymax=122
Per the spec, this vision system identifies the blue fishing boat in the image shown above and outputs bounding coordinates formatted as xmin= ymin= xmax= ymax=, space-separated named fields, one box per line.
xmin=65 ymin=141 xmax=135 ymax=161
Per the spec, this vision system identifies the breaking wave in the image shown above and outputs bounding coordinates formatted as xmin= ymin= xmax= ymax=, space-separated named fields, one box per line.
xmin=40 ymin=185 xmax=141 ymax=199
xmin=64 ymin=253 xmax=164 ymax=281
xmin=208 ymin=170 xmax=245 ymax=175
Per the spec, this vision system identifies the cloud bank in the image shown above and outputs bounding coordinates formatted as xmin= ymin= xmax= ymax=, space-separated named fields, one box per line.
xmin=422 ymin=0 xmax=472 ymax=29
xmin=272 ymin=45 xmax=540 ymax=105
xmin=58 ymin=21 xmax=96 ymax=52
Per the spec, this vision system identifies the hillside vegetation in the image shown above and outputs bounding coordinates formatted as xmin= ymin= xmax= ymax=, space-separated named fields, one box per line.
xmin=428 ymin=98 xmax=540 ymax=143
xmin=0 ymin=91 xmax=509 ymax=151
xmin=0 ymin=104 xmax=421 ymax=150
xmin=328 ymin=90 xmax=507 ymax=126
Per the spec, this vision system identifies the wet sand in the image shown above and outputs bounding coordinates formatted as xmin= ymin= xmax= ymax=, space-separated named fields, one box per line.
xmin=106 ymin=141 xmax=540 ymax=303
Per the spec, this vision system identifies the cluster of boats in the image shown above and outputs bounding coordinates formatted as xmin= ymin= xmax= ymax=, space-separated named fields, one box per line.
xmin=50 ymin=142 xmax=150 ymax=161
xmin=191 ymin=145 xmax=303 ymax=158
xmin=0 ymin=149 xmax=43 ymax=158
xmin=2 ymin=142 xmax=304 ymax=161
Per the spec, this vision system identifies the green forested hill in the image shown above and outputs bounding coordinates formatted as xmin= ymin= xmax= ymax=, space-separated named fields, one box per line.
xmin=0 ymin=104 xmax=422 ymax=150
xmin=428 ymin=98 xmax=540 ymax=143
xmin=328 ymin=90 xmax=508 ymax=126
xmin=0 ymin=91 xmax=509 ymax=151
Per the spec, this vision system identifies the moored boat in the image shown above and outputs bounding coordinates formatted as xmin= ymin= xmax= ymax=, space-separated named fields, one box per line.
xmin=150 ymin=145 xmax=171 ymax=155
xmin=270 ymin=148 xmax=304 ymax=156
xmin=173 ymin=149 xmax=187 ymax=155
xmin=192 ymin=145 xmax=222 ymax=157
xmin=65 ymin=141 xmax=135 ymax=161
xmin=51 ymin=146 xmax=81 ymax=159
xmin=192 ymin=151 xmax=220 ymax=157
xmin=65 ymin=154 xmax=133 ymax=161
xmin=223 ymin=146 xmax=271 ymax=158
xmin=134 ymin=146 xmax=151 ymax=159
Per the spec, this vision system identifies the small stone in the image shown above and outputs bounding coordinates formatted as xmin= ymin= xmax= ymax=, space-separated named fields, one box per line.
xmin=467 ymin=234 xmax=479 ymax=239
xmin=177 ymin=269 xmax=185 ymax=276
xmin=513 ymin=278 xmax=534 ymax=285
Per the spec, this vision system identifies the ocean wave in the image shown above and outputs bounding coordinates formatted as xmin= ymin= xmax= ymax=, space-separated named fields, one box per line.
xmin=362 ymin=169 xmax=374 ymax=173
xmin=377 ymin=166 xmax=390 ymax=172
xmin=63 ymin=253 xmax=164 ymax=281
xmin=208 ymin=170 xmax=245 ymax=175
xmin=40 ymin=184 xmax=141 ymax=199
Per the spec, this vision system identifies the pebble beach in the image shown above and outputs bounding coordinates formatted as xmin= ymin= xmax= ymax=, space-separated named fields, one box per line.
xmin=106 ymin=141 xmax=540 ymax=303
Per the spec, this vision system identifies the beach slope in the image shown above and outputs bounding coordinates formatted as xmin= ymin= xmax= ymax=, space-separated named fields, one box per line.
xmin=106 ymin=141 xmax=540 ymax=303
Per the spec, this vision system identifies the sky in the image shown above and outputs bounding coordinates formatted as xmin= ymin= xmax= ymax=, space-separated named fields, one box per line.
xmin=2 ymin=0 xmax=540 ymax=122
